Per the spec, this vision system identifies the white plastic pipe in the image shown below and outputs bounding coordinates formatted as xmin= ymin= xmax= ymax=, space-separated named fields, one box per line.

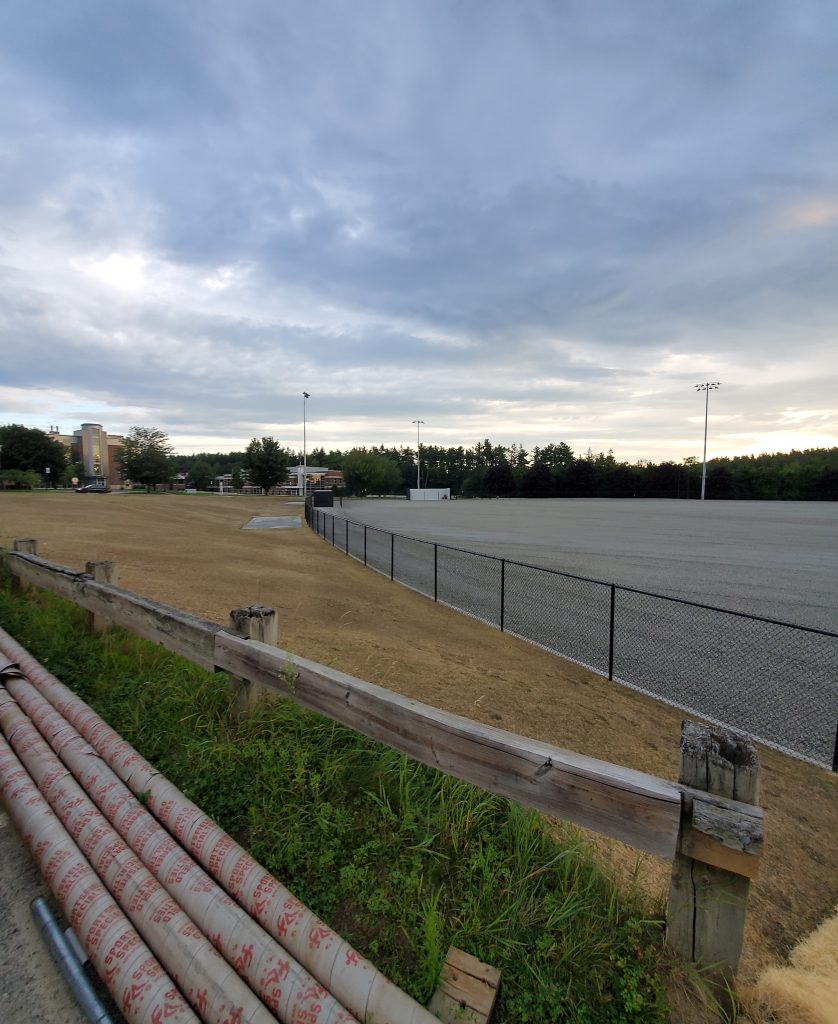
xmin=0 ymin=628 xmax=440 ymax=1024
xmin=0 ymin=690 xmax=278 ymax=1024
xmin=0 ymin=733 xmax=198 ymax=1024
xmin=5 ymin=671 xmax=356 ymax=1024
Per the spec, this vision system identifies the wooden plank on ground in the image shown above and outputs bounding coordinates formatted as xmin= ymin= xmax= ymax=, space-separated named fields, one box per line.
xmin=428 ymin=947 xmax=501 ymax=1024
xmin=212 ymin=631 xmax=683 ymax=858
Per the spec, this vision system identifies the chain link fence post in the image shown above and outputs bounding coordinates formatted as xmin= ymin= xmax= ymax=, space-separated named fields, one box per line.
xmin=434 ymin=544 xmax=438 ymax=602
xmin=608 ymin=584 xmax=616 ymax=680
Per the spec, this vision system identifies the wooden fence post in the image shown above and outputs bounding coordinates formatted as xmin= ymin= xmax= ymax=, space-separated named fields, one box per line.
xmin=667 ymin=721 xmax=762 ymax=1011
xmin=85 ymin=560 xmax=119 ymax=634
xmin=227 ymin=605 xmax=278 ymax=713
xmin=11 ymin=540 xmax=38 ymax=593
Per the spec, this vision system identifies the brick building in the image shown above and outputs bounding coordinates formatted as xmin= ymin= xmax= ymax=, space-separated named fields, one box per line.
xmin=48 ymin=423 xmax=124 ymax=486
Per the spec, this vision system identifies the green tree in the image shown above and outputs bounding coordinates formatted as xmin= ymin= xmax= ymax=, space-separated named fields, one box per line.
xmin=537 ymin=442 xmax=575 ymax=471
xmin=245 ymin=437 xmax=290 ymax=494
xmin=119 ymin=427 xmax=174 ymax=492
xmin=188 ymin=459 xmax=215 ymax=490
xmin=484 ymin=461 xmax=517 ymax=497
xmin=61 ymin=461 xmax=85 ymax=487
xmin=231 ymin=467 xmax=244 ymax=491
xmin=342 ymin=449 xmax=402 ymax=496
xmin=520 ymin=462 xmax=554 ymax=498
xmin=0 ymin=468 xmax=41 ymax=489
xmin=0 ymin=424 xmax=67 ymax=478
xmin=461 ymin=468 xmax=487 ymax=497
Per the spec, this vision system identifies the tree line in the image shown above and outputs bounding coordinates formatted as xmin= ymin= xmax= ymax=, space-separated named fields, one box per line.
xmin=2 ymin=423 xmax=836 ymax=500
xmin=178 ymin=438 xmax=838 ymax=500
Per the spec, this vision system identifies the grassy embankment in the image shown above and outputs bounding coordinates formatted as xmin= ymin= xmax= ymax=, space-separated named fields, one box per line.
xmin=0 ymin=570 xmax=688 ymax=1024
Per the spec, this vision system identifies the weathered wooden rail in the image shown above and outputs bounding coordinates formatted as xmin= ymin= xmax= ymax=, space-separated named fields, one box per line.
xmin=3 ymin=541 xmax=764 ymax=996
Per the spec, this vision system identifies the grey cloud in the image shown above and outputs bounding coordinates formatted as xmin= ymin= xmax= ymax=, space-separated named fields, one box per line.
xmin=1 ymin=1 xmax=837 ymax=458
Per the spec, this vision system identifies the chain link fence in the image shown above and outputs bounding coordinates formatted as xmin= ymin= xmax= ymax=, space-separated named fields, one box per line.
xmin=306 ymin=506 xmax=838 ymax=769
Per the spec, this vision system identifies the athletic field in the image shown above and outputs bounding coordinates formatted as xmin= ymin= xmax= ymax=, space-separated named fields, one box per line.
xmin=324 ymin=498 xmax=838 ymax=765
xmin=336 ymin=498 xmax=838 ymax=631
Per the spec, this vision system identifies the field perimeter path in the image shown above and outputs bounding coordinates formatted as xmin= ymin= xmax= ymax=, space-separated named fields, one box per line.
xmin=1 ymin=491 xmax=836 ymax=990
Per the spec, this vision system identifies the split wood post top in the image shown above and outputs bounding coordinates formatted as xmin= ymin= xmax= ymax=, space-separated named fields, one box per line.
xmin=226 ymin=606 xmax=278 ymax=711
xmin=667 ymin=721 xmax=762 ymax=1011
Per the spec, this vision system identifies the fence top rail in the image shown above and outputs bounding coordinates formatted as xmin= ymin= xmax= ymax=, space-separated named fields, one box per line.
xmin=214 ymin=631 xmax=683 ymax=859
xmin=320 ymin=510 xmax=838 ymax=639
xmin=3 ymin=544 xmax=683 ymax=859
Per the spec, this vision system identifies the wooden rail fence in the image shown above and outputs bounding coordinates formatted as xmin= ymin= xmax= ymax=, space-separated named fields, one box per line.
xmin=3 ymin=541 xmax=765 ymax=996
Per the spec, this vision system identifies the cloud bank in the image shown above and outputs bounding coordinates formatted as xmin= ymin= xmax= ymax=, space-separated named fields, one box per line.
xmin=1 ymin=1 xmax=837 ymax=460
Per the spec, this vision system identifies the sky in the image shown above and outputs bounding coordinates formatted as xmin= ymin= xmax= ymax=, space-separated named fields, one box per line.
xmin=1 ymin=1 xmax=837 ymax=463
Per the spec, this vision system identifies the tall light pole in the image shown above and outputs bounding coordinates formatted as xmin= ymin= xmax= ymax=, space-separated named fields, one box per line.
xmin=695 ymin=382 xmax=721 ymax=501
xmin=412 ymin=420 xmax=425 ymax=490
xmin=302 ymin=392 xmax=310 ymax=497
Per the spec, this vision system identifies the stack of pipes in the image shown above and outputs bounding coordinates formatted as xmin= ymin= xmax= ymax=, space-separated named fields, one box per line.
xmin=0 ymin=625 xmax=440 ymax=1024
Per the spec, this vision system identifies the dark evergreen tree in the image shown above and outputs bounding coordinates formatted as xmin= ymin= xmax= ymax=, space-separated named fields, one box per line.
xmin=484 ymin=461 xmax=517 ymax=497
xmin=520 ymin=461 xmax=554 ymax=498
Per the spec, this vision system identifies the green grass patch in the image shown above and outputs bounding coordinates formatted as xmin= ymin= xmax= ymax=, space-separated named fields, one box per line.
xmin=0 ymin=571 xmax=671 ymax=1022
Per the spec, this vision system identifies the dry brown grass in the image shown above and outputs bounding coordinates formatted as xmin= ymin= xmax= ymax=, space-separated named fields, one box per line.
xmin=744 ymin=908 xmax=838 ymax=1024
xmin=3 ymin=491 xmax=837 ymax=995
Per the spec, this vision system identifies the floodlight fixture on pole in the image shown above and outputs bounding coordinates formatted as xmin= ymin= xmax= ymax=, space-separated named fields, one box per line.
xmin=412 ymin=419 xmax=425 ymax=490
xmin=302 ymin=392 xmax=310 ymax=497
xmin=695 ymin=382 xmax=721 ymax=501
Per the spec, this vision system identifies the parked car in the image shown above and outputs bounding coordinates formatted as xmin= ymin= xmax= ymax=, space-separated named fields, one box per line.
xmin=76 ymin=484 xmax=111 ymax=493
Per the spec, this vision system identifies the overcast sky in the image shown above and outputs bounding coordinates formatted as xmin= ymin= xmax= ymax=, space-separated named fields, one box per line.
xmin=2 ymin=1 xmax=837 ymax=462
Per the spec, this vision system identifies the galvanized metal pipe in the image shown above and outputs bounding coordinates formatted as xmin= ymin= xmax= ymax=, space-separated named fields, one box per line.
xmin=31 ymin=896 xmax=115 ymax=1024
xmin=0 ymin=627 xmax=440 ymax=1024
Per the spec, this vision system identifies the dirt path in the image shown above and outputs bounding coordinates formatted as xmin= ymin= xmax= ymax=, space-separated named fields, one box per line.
xmin=2 ymin=492 xmax=836 ymax=990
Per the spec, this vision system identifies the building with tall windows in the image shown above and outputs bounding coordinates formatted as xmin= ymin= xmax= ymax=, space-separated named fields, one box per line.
xmin=48 ymin=423 xmax=124 ymax=485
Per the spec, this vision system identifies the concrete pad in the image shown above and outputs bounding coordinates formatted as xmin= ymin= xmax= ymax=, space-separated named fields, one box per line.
xmin=243 ymin=516 xmax=301 ymax=530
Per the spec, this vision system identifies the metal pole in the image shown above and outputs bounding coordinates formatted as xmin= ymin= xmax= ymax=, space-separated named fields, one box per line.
xmin=608 ymin=584 xmax=616 ymax=680
xmin=332 ymin=515 xmax=335 ymax=545
xmin=31 ymin=898 xmax=114 ymax=1024
xmin=434 ymin=544 xmax=438 ymax=602
xmin=695 ymin=382 xmax=720 ymax=501
xmin=412 ymin=419 xmax=425 ymax=491
xmin=500 ymin=560 xmax=505 ymax=632
xmin=302 ymin=391 xmax=310 ymax=498
xmin=364 ymin=525 xmax=368 ymax=566
xmin=832 ymin=720 xmax=838 ymax=773
xmin=390 ymin=533 xmax=394 ymax=580
xmin=701 ymin=386 xmax=709 ymax=501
